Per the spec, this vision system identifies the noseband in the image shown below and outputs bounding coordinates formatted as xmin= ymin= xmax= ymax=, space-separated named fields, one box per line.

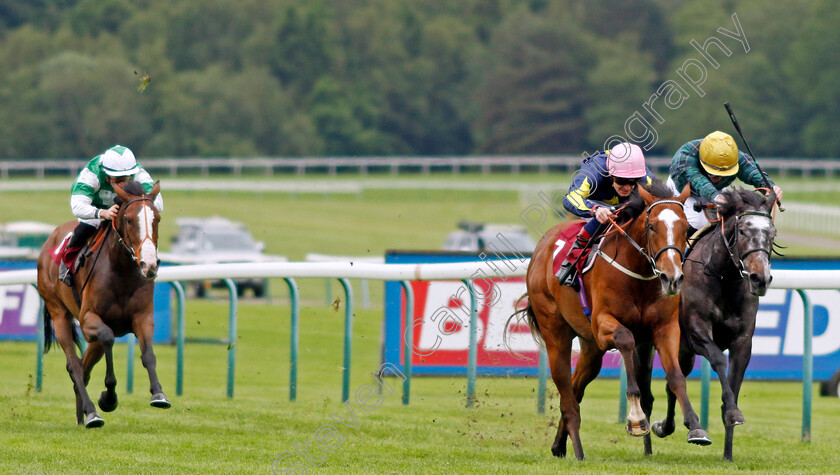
xmin=601 ymin=199 xmax=685 ymax=280
xmin=111 ymin=197 xmax=157 ymax=264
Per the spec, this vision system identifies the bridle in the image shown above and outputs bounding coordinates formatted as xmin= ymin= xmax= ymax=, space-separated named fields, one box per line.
xmin=111 ymin=196 xmax=157 ymax=264
xmin=721 ymin=210 xmax=774 ymax=279
xmin=601 ymin=199 xmax=686 ymax=280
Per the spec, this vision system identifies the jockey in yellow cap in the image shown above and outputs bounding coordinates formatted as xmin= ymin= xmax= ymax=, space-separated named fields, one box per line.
xmin=667 ymin=131 xmax=783 ymax=234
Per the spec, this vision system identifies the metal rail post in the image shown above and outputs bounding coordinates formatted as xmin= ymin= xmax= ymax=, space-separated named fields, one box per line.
xmin=170 ymin=281 xmax=186 ymax=396
xmin=463 ymin=280 xmax=478 ymax=408
xmin=338 ymin=278 xmax=354 ymax=402
xmin=797 ymin=289 xmax=812 ymax=442
xmin=537 ymin=347 xmax=548 ymax=414
xmin=223 ymin=279 xmax=238 ymax=398
xmin=126 ymin=334 xmax=135 ymax=393
xmin=400 ymin=281 xmax=414 ymax=405
xmin=36 ymin=293 xmax=44 ymax=392
xmin=701 ymin=357 xmax=711 ymax=430
xmin=285 ymin=278 xmax=300 ymax=401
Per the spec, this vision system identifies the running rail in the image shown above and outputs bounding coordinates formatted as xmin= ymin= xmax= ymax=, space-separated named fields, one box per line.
xmin=3 ymin=263 xmax=837 ymax=443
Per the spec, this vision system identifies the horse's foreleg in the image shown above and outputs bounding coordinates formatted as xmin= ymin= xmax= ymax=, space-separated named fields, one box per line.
xmin=654 ymin=320 xmax=711 ymax=446
xmin=594 ymin=316 xmax=648 ymax=436
xmin=82 ymin=313 xmax=118 ymax=413
xmin=135 ymin=316 xmax=170 ymax=408
xmin=634 ymin=342 xmax=655 ymax=455
xmin=653 ymin=347 xmax=694 ymax=439
xmin=722 ymin=336 xmax=753 ymax=461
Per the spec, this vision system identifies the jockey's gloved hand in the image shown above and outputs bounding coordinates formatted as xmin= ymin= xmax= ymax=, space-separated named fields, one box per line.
xmin=99 ymin=204 xmax=119 ymax=220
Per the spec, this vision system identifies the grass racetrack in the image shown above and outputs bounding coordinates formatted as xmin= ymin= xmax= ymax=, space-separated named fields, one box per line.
xmin=1 ymin=173 xmax=839 ymax=472
xmin=2 ymin=300 xmax=840 ymax=473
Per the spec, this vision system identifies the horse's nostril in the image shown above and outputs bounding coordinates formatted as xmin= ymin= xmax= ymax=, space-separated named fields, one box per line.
xmin=749 ymin=273 xmax=762 ymax=284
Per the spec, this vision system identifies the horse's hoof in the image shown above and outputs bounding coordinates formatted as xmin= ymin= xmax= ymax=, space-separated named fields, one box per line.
xmin=150 ymin=393 xmax=171 ymax=409
xmin=98 ymin=391 xmax=118 ymax=412
xmin=84 ymin=413 xmax=104 ymax=429
xmin=687 ymin=429 xmax=712 ymax=445
xmin=651 ymin=420 xmax=674 ymax=438
xmin=626 ymin=418 xmax=650 ymax=437
xmin=550 ymin=445 xmax=565 ymax=458
xmin=724 ymin=410 xmax=745 ymax=427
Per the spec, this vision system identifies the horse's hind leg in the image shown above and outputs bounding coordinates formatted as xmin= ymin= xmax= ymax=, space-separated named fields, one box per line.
xmin=134 ymin=316 xmax=170 ymax=408
xmin=544 ymin=329 xmax=580 ymax=459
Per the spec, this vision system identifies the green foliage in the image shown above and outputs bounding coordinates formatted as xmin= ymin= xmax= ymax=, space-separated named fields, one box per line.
xmin=0 ymin=0 xmax=834 ymax=158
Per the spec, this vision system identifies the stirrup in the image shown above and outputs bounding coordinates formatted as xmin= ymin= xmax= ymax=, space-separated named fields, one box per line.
xmin=59 ymin=261 xmax=74 ymax=287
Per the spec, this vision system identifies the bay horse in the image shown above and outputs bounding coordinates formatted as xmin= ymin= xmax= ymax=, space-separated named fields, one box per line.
xmin=650 ymin=188 xmax=777 ymax=461
xmin=522 ymin=182 xmax=710 ymax=460
xmin=37 ymin=180 xmax=170 ymax=428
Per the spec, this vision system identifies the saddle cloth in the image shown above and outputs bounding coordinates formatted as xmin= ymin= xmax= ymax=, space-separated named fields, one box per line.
xmin=551 ymin=222 xmax=587 ymax=275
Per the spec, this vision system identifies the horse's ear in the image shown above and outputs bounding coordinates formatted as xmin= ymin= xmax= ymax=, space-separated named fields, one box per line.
xmin=677 ymin=184 xmax=691 ymax=205
xmin=148 ymin=181 xmax=161 ymax=200
xmin=638 ymin=185 xmax=655 ymax=206
xmin=764 ymin=187 xmax=776 ymax=212
xmin=112 ymin=182 xmax=132 ymax=203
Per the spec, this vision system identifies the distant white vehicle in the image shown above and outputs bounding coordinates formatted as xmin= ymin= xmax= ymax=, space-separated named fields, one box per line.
xmin=442 ymin=221 xmax=536 ymax=254
xmin=161 ymin=217 xmax=286 ymax=297
xmin=0 ymin=221 xmax=55 ymax=259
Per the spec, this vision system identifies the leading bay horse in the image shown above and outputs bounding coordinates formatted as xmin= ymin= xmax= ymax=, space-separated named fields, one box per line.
xmin=37 ymin=180 xmax=170 ymax=428
xmin=650 ymin=188 xmax=778 ymax=461
xmin=522 ymin=182 xmax=709 ymax=460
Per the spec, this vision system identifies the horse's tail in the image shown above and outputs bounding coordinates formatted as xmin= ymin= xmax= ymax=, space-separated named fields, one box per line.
xmin=43 ymin=307 xmax=54 ymax=353
xmin=503 ymin=293 xmax=544 ymax=357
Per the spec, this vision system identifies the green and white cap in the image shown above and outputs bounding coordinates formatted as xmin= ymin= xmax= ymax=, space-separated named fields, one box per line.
xmin=101 ymin=145 xmax=139 ymax=177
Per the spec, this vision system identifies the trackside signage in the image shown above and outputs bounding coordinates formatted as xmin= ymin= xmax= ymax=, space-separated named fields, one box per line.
xmin=0 ymin=261 xmax=173 ymax=343
xmin=382 ymin=254 xmax=840 ymax=380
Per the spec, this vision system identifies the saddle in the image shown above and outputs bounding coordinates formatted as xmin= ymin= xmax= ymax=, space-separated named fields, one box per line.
xmin=50 ymin=225 xmax=110 ymax=274
xmin=685 ymin=224 xmax=714 ymax=258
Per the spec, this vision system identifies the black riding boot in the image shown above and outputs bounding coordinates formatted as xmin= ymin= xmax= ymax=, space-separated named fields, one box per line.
xmin=59 ymin=222 xmax=97 ymax=286
xmin=555 ymin=237 xmax=588 ymax=289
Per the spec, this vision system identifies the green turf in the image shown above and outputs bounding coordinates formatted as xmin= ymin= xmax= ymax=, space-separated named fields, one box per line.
xmin=1 ymin=300 xmax=839 ymax=473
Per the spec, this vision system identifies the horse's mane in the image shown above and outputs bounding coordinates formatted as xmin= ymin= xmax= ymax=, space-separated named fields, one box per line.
xmin=614 ymin=178 xmax=672 ymax=224
xmin=114 ymin=180 xmax=145 ymax=205
xmin=715 ymin=187 xmax=767 ymax=219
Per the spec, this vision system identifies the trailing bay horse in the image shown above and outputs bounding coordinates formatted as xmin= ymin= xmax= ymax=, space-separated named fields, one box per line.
xmin=521 ymin=181 xmax=710 ymax=460
xmin=37 ymin=180 xmax=170 ymax=428
xmin=650 ymin=188 xmax=777 ymax=461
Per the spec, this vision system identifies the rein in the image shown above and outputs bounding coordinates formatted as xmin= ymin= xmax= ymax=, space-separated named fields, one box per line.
xmin=602 ymin=199 xmax=685 ymax=280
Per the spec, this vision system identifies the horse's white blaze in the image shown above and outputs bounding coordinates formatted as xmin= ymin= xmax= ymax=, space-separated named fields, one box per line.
xmin=743 ymin=215 xmax=773 ymax=280
xmin=139 ymin=204 xmax=157 ymax=263
xmin=657 ymin=208 xmax=682 ymax=274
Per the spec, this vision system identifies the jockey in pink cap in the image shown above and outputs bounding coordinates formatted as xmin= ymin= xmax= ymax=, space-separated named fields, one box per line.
xmin=556 ymin=142 xmax=655 ymax=288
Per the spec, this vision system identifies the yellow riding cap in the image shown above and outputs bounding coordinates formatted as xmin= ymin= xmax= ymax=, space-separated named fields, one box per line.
xmin=698 ymin=131 xmax=739 ymax=176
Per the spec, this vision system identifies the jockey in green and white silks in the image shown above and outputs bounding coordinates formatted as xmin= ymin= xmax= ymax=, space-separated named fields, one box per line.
xmin=59 ymin=145 xmax=164 ymax=286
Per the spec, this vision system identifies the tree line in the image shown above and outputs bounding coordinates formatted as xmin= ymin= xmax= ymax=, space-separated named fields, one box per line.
xmin=0 ymin=0 xmax=833 ymax=160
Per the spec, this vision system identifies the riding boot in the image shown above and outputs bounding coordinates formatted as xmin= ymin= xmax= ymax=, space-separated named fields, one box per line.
xmin=556 ymin=237 xmax=588 ymax=289
xmin=59 ymin=222 xmax=97 ymax=287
